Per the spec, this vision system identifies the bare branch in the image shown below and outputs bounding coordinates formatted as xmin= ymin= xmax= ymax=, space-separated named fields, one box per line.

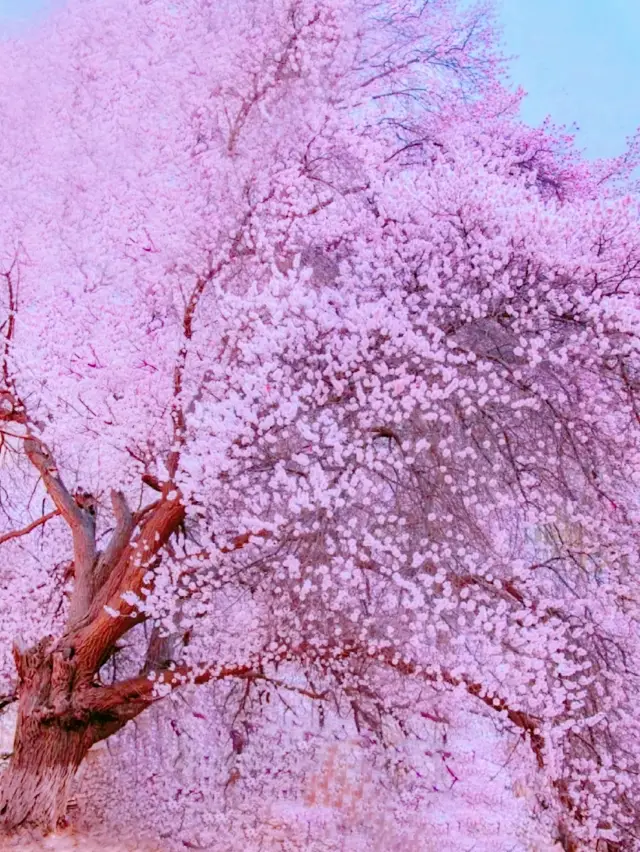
xmin=0 ymin=509 xmax=60 ymax=547
xmin=141 ymin=473 xmax=163 ymax=492
xmin=73 ymin=485 xmax=186 ymax=679
xmin=92 ymin=490 xmax=135 ymax=593
xmin=0 ymin=393 xmax=97 ymax=627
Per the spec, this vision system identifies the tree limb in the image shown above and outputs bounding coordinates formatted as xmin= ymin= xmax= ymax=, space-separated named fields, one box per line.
xmin=78 ymin=660 xmax=328 ymax=748
xmin=0 ymin=509 xmax=60 ymax=546
xmin=0 ymin=393 xmax=98 ymax=627
xmin=24 ymin=436 xmax=97 ymax=627
xmin=85 ymin=638 xmax=544 ymax=769
xmin=72 ymin=484 xmax=186 ymax=679
xmin=92 ymin=490 xmax=135 ymax=593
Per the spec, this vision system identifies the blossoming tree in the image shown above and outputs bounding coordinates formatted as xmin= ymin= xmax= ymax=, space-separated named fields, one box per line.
xmin=0 ymin=0 xmax=639 ymax=848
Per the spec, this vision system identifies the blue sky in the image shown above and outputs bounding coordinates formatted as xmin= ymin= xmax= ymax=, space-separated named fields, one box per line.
xmin=0 ymin=0 xmax=47 ymax=26
xmin=499 ymin=0 xmax=640 ymax=159
xmin=1 ymin=0 xmax=638 ymax=160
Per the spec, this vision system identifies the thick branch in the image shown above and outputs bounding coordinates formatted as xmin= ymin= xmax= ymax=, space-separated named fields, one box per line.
xmin=90 ymin=638 xmax=544 ymax=769
xmin=79 ymin=662 xmax=255 ymax=744
xmin=68 ymin=500 xmax=270 ymax=684
xmin=92 ymin=490 xmax=135 ymax=593
xmin=22 ymin=438 xmax=87 ymax=534
xmin=72 ymin=485 xmax=185 ymax=679
xmin=80 ymin=663 xmax=253 ymax=717
xmin=0 ymin=393 xmax=97 ymax=623
xmin=77 ymin=660 xmax=328 ymax=747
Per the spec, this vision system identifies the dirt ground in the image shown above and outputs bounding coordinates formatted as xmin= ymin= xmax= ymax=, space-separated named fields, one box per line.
xmin=0 ymin=831 xmax=163 ymax=851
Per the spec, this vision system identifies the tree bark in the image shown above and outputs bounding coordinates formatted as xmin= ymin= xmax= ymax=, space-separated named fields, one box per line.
xmin=0 ymin=484 xmax=187 ymax=834
xmin=0 ymin=380 xmax=192 ymax=834
xmin=0 ymin=715 xmax=91 ymax=832
xmin=0 ymin=639 xmax=93 ymax=832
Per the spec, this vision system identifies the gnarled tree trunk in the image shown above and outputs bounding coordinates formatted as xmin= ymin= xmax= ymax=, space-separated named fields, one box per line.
xmin=0 ymin=716 xmax=91 ymax=832
xmin=0 ymin=638 xmax=93 ymax=832
xmin=0 ymin=400 xmax=188 ymax=834
xmin=0 ymin=630 xmax=164 ymax=833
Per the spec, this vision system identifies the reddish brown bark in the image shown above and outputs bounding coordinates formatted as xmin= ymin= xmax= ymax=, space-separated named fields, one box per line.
xmin=0 ymin=631 xmax=173 ymax=832
xmin=0 ymin=639 xmax=93 ymax=831
xmin=0 ymin=395 xmax=189 ymax=832
xmin=0 ymin=513 xmax=186 ymax=830
xmin=0 ymin=394 xmax=582 ymax=837
xmin=0 ymin=721 xmax=90 ymax=832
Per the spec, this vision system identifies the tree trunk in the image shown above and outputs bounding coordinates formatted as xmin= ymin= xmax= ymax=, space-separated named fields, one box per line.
xmin=0 ymin=628 xmax=170 ymax=834
xmin=0 ymin=637 xmax=92 ymax=833
xmin=0 ymin=401 xmax=189 ymax=834
xmin=0 ymin=716 xmax=91 ymax=831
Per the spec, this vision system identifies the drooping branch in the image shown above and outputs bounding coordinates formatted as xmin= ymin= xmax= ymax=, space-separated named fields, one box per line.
xmin=92 ymin=637 xmax=545 ymax=771
xmin=75 ymin=659 xmax=329 ymax=746
xmin=277 ymin=640 xmax=547 ymax=769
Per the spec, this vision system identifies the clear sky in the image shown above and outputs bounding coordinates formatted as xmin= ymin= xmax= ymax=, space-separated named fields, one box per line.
xmin=0 ymin=0 xmax=638 ymax=160
xmin=0 ymin=0 xmax=47 ymax=27
xmin=499 ymin=0 xmax=640 ymax=159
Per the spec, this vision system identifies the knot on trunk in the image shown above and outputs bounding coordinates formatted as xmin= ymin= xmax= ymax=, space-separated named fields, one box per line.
xmin=11 ymin=635 xmax=54 ymax=684
xmin=12 ymin=639 xmax=90 ymax=729
xmin=31 ymin=697 xmax=91 ymax=729
xmin=49 ymin=648 xmax=76 ymax=713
